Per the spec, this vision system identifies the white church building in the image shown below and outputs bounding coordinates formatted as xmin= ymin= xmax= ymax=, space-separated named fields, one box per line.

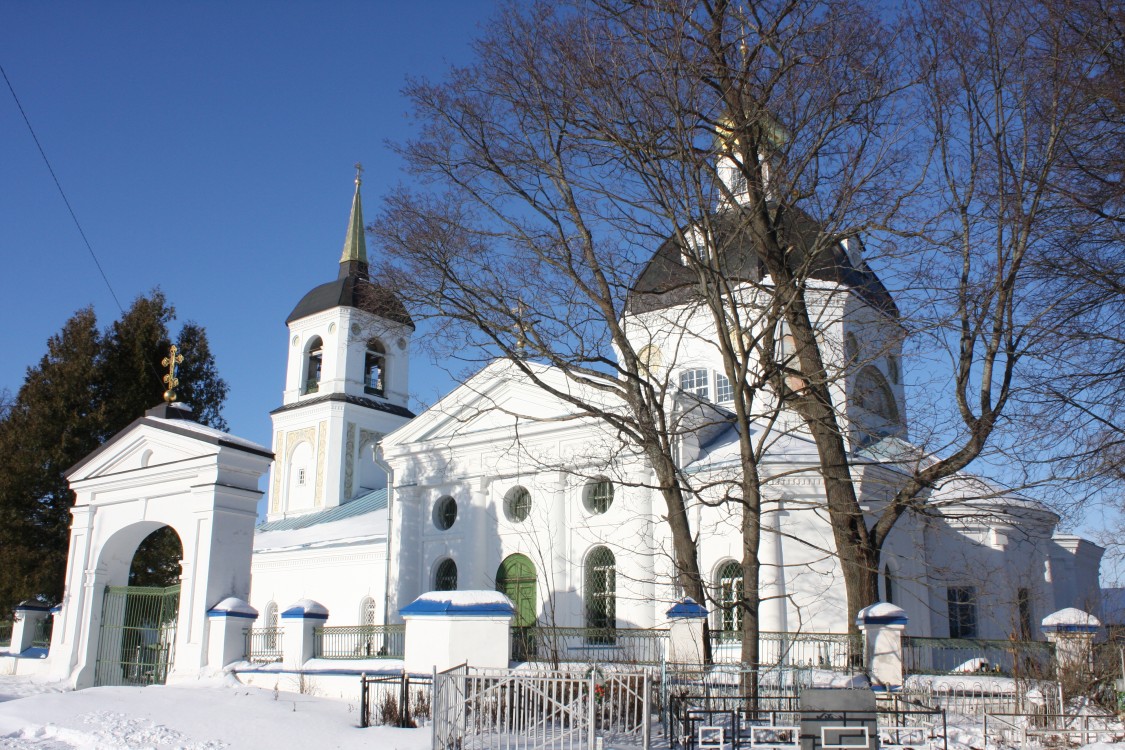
xmin=245 ymin=174 xmax=1103 ymax=649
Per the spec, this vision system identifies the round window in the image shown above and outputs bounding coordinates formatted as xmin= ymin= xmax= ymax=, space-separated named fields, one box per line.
xmin=584 ymin=478 xmax=614 ymax=515
xmin=504 ymin=486 xmax=532 ymax=523
xmin=433 ymin=495 xmax=457 ymax=530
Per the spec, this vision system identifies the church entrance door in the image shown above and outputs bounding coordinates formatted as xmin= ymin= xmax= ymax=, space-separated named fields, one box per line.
xmin=93 ymin=584 xmax=181 ymax=687
xmin=497 ymin=554 xmax=537 ymax=661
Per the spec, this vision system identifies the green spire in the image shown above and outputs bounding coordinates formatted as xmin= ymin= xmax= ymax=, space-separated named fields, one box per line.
xmin=339 ymin=163 xmax=368 ymax=277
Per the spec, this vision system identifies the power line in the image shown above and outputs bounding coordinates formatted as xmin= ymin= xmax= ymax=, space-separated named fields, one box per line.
xmin=1 ymin=61 xmax=124 ymax=314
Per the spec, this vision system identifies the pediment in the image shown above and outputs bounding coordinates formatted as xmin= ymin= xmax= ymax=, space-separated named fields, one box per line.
xmin=67 ymin=419 xmax=226 ymax=482
xmin=384 ymin=360 xmax=621 ymax=448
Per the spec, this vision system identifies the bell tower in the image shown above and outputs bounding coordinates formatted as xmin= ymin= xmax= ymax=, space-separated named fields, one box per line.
xmin=266 ymin=167 xmax=415 ymax=520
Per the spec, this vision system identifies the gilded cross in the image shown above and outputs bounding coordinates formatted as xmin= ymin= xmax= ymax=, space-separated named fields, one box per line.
xmin=162 ymin=344 xmax=184 ymax=403
xmin=354 ymin=161 xmax=364 ymax=186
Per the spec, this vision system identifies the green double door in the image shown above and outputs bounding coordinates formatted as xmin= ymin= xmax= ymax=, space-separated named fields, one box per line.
xmin=497 ymin=554 xmax=537 ymax=660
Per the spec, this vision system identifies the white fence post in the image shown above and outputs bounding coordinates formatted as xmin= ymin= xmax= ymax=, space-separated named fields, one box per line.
xmin=281 ymin=599 xmax=328 ymax=668
xmin=1042 ymin=607 xmax=1101 ymax=678
xmin=10 ymin=600 xmax=51 ymax=654
xmin=665 ymin=597 xmax=708 ymax=665
xmin=205 ymin=597 xmax=257 ymax=671
xmin=856 ymin=602 xmax=908 ymax=691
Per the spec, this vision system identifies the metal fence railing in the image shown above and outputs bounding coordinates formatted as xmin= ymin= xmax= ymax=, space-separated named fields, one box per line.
xmin=709 ymin=630 xmax=863 ymax=672
xmin=513 ymin=626 xmax=667 ymax=666
xmin=244 ymin=627 xmax=283 ymax=664
xmin=903 ymin=636 xmax=1053 ymax=677
xmin=315 ymin=624 xmax=405 ymax=659
xmin=0 ymin=621 xmax=11 ymax=649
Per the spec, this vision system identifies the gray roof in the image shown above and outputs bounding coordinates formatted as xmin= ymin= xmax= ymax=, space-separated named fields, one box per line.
xmin=627 ymin=205 xmax=897 ymax=316
xmin=256 ymin=487 xmax=388 ymax=532
xmin=286 ymin=273 xmax=414 ymax=328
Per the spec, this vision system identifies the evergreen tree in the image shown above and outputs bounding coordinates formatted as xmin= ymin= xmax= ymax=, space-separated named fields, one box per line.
xmin=0 ymin=291 xmax=227 ymax=611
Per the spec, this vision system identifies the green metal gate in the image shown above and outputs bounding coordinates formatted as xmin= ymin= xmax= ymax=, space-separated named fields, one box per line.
xmin=94 ymin=584 xmax=181 ymax=687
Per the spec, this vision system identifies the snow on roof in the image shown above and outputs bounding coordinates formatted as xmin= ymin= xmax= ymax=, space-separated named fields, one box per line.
xmin=282 ymin=599 xmax=328 ymax=618
xmin=148 ymin=416 xmax=269 ymax=452
xmin=254 ymin=489 xmax=388 ymax=553
xmin=684 ymin=422 xmax=820 ymax=474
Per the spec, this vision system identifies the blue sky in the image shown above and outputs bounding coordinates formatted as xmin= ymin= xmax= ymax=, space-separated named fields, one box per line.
xmin=1 ymin=1 xmax=499 ymax=449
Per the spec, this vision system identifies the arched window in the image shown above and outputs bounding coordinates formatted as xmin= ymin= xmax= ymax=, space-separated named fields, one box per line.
xmin=637 ymin=345 xmax=663 ymax=377
xmin=716 ymin=561 xmax=743 ymax=633
xmin=434 ymin=558 xmax=458 ymax=591
xmin=364 ymin=339 xmax=386 ymax=396
xmin=680 ymin=369 xmax=709 ymax=400
xmin=504 ymin=486 xmax=532 ymax=523
xmin=844 ymin=332 xmax=860 ymax=364
xmin=855 ymin=366 xmax=900 ymax=423
xmin=584 ymin=546 xmax=616 ymax=642
xmin=886 ymin=355 xmax=900 ymax=385
xmin=433 ymin=495 xmax=458 ymax=530
xmin=303 ymin=336 xmax=323 ymax=394
xmin=360 ymin=596 xmax=377 ymax=626
xmin=584 ymin=478 xmax=614 ymax=515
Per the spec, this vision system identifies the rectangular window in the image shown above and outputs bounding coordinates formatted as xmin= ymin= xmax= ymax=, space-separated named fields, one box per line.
xmin=679 ymin=368 xmax=709 ymax=400
xmin=947 ymin=586 xmax=978 ymax=639
xmin=715 ymin=373 xmax=734 ymax=403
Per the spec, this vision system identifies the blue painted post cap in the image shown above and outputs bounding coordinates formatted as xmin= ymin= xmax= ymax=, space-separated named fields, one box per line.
xmin=400 ymin=591 xmax=515 ymax=618
xmin=666 ymin=597 xmax=709 ymax=619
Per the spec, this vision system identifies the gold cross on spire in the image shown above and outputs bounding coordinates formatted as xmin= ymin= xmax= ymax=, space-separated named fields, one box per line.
xmin=354 ymin=161 xmax=364 ymax=187
xmin=162 ymin=344 xmax=184 ymax=403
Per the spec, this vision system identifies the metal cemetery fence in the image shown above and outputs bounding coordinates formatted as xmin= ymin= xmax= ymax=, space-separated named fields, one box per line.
xmin=432 ymin=665 xmax=653 ymax=750
xmin=31 ymin=616 xmax=52 ymax=648
xmin=360 ymin=670 xmax=433 ymax=728
xmin=315 ymin=624 xmax=405 ymax=659
xmin=0 ymin=621 xmax=11 ymax=649
xmin=244 ymin=627 xmax=284 ymax=664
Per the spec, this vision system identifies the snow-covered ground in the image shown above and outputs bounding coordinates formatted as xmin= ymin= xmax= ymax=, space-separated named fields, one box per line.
xmin=1 ymin=671 xmax=1125 ymax=750
xmin=0 ymin=674 xmax=428 ymax=749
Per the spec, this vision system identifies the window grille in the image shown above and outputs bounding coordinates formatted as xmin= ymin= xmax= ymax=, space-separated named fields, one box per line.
xmin=679 ymin=368 xmax=709 ymax=400
xmin=585 ymin=479 xmax=614 ymax=515
xmin=435 ymin=559 xmax=458 ymax=591
xmin=717 ymin=561 xmax=743 ymax=632
xmin=947 ymin=586 xmax=977 ymax=638
xmin=584 ymin=547 xmax=616 ymax=639
xmin=505 ymin=486 xmax=531 ymax=523
xmin=361 ymin=597 xmax=377 ymax=626
xmin=433 ymin=496 xmax=457 ymax=530
xmin=715 ymin=373 xmax=733 ymax=403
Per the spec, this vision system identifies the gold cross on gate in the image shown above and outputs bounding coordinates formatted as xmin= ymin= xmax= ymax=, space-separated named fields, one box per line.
xmin=162 ymin=344 xmax=184 ymax=403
